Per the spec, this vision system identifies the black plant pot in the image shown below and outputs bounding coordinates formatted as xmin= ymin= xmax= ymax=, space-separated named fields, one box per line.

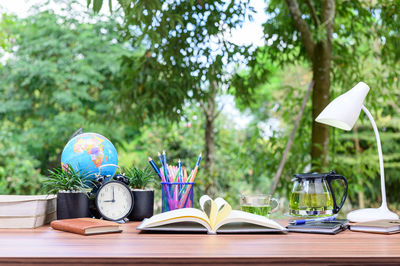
xmin=128 ymin=190 xmax=154 ymax=221
xmin=57 ymin=191 xmax=91 ymax=220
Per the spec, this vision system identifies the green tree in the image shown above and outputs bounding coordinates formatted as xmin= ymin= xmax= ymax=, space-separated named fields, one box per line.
xmin=235 ymin=0 xmax=400 ymax=209
xmin=0 ymin=13 xmax=14 ymax=51
xmin=260 ymin=0 xmax=399 ymax=170
xmin=88 ymin=0 xmax=263 ymax=177
xmin=0 ymin=126 xmax=42 ymax=194
xmin=0 ymin=10 xmax=133 ymax=176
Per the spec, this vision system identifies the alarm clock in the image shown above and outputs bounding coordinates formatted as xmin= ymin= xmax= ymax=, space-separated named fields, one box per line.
xmin=91 ymin=165 xmax=134 ymax=221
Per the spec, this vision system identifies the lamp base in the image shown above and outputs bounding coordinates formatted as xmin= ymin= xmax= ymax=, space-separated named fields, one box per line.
xmin=347 ymin=206 xmax=399 ymax=223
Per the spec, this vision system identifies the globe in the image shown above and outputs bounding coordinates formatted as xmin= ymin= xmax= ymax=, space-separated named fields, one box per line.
xmin=61 ymin=132 xmax=118 ymax=179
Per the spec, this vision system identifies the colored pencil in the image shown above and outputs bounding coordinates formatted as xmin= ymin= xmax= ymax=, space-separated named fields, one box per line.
xmin=178 ymin=159 xmax=182 ymax=183
xmin=147 ymin=157 xmax=163 ymax=181
xmin=157 ymin=152 xmax=165 ymax=179
xmin=178 ymin=154 xmax=201 ymax=208
xmin=149 ymin=157 xmax=173 ymax=209
xmin=195 ymin=153 xmax=202 ymax=167
xmin=163 ymin=150 xmax=171 ymax=182
xmin=181 ymin=159 xmax=200 ymax=202
xmin=148 ymin=151 xmax=202 ymax=211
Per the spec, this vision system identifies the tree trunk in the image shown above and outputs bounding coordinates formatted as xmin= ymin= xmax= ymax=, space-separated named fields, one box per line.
xmin=311 ymin=42 xmax=331 ymax=170
xmin=204 ymin=111 xmax=215 ymax=173
xmin=285 ymin=0 xmax=335 ymax=171
xmin=202 ymin=80 xmax=218 ymax=174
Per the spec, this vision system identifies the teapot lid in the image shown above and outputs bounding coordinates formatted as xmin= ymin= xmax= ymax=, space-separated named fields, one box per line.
xmin=294 ymin=170 xmax=337 ymax=179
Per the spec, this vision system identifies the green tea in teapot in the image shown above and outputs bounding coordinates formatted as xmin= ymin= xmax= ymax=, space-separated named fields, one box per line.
xmin=289 ymin=192 xmax=334 ymax=215
xmin=289 ymin=171 xmax=348 ymax=217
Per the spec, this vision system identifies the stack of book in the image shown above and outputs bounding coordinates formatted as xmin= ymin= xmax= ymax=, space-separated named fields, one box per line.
xmin=0 ymin=195 xmax=56 ymax=228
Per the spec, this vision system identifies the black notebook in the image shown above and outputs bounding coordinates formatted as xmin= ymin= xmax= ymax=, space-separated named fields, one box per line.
xmin=286 ymin=219 xmax=349 ymax=234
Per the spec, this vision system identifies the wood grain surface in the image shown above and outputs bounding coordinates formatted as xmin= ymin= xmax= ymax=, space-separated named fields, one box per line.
xmin=1 ymin=221 xmax=400 ymax=265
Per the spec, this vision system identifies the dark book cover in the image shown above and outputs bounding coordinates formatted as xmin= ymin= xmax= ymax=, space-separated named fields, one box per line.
xmin=287 ymin=219 xmax=349 ymax=234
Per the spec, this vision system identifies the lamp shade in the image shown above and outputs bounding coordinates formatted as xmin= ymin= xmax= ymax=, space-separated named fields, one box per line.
xmin=316 ymin=82 xmax=370 ymax=131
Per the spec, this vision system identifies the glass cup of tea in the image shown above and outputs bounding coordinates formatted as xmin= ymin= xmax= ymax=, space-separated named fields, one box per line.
xmin=240 ymin=195 xmax=279 ymax=217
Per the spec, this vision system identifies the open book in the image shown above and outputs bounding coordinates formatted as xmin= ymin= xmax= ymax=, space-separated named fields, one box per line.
xmin=137 ymin=195 xmax=286 ymax=234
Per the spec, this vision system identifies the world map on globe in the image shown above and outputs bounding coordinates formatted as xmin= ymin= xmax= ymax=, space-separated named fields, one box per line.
xmin=61 ymin=132 xmax=118 ymax=178
xmin=73 ymin=136 xmax=106 ymax=167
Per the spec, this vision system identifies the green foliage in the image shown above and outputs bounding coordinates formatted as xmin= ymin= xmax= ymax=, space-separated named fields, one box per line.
xmin=330 ymin=111 xmax=400 ymax=209
xmin=87 ymin=0 xmax=106 ymax=13
xmin=0 ymin=127 xmax=42 ymax=195
xmin=0 ymin=10 xmax=133 ymax=174
xmin=238 ymin=66 xmax=314 ymax=198
xmin=43 ymin=165 xmax=92 ymax=194
xmin=0 ymin=13 xmax=15 ymax=51
xmin=124 ymin=166 xmax=156 ymax=190
xmin=377 ymin=0 xmax=400 ymax=64
xmin=260 ymin=0 xmax=399 ymax=96
xmin=90 ymin=0 xmax=258 ymax=122
xmin=231 ymin=46 xmax=275 ymax=107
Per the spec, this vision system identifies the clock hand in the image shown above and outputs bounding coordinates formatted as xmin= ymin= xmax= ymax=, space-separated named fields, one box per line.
xmin=112 ymin=187 xmax=115 ymax=202
xmin=103 ymin=200 xmax=114 ymax=202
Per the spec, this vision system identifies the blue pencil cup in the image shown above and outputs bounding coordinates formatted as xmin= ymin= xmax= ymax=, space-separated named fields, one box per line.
xmin=161 ymin=182 xmax=194 ymax=212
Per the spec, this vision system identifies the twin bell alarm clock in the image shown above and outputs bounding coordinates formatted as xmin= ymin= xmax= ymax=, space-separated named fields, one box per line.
xmin=90 ymin=164 xmax=134 ymax=221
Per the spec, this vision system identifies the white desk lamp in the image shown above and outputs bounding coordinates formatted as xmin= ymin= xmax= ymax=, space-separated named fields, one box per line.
xmin=316 ymin=82 xmax=398 ymax=222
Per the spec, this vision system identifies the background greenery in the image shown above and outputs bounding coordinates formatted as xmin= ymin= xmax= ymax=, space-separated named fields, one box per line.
xmin=1 ymin=0 xmax=399 ymax=216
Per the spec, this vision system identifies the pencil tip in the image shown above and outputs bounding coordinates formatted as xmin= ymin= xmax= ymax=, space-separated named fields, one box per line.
xmin=148 ymin=157 xmax=152 ymax=161
xmin=199 ymin=152 xmax=202 ymax=156
xmin=157 ymin=152 xmax=161 ymax=156
xmin=163 ymin=150 xmax=165 ymax=154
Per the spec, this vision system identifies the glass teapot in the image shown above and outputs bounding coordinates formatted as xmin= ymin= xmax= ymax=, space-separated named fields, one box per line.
xmin=289 ymin=170 xmax=348 ymax=217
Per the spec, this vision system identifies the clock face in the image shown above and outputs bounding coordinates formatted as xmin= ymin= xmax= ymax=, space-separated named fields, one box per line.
xmin=96 ymin=181 xmax=133 ymax=221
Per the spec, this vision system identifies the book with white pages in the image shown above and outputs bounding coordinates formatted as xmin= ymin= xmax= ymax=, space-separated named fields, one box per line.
xmin=0 ymin=195 xmax=57 ymax=228
xmin=137 ymin=195 xmax=287 ymax=234
xmin=350 ymin=219 xmax=400 ymax=234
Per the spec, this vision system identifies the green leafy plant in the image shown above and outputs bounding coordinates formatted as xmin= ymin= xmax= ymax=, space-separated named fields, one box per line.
xmin=124 ymin=166 xmax=156 ymax=190
xmin=43 ymin=165 xmax=92 ymax=194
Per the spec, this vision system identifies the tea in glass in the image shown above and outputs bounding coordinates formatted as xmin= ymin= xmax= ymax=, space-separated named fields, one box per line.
xmin=240 ymin=195 xmax=279 ymax=217
xmin=241 ymin=205 xmax=272 ymax=216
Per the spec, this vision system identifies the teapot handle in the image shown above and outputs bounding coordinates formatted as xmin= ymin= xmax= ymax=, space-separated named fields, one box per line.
xmin=326 ymin=173 xmax=348 ymax=214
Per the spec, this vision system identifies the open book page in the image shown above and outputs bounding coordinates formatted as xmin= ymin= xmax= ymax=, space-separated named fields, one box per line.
xmin=199 ymin=195 xmax=215 ymax=223
xmin=137 ymin=222 xmax=208 ymax=232
xmin=213 ymin=210 xmax=285 ymax=233
xmin=213 ymin=198 xmax=232 ymax=228
xmin=200 ymin=195 xmax=232 ymax=230
xmin=199 ymin=195 xmax=232 ymax=230
xmin=138 ymin=208 xmax=212 ymax=231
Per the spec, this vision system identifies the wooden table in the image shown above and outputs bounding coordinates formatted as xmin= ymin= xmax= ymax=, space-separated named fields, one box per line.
xmin=1 ymin=221 xmax=400 ymax=265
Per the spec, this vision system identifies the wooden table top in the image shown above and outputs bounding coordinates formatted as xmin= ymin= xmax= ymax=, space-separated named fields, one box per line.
xmin=1 ymin=221 xmax=400 ymax=265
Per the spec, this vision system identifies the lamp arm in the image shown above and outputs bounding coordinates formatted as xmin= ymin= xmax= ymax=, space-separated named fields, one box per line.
xmin=361 ymin=105 xmax=387 ymax=209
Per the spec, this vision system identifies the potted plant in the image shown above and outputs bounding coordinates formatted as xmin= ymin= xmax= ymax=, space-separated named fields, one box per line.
xmin=124 ymin=166 xmax=156 ymax=221
xmin=43 ymin=165 xmax=92 ymax=220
